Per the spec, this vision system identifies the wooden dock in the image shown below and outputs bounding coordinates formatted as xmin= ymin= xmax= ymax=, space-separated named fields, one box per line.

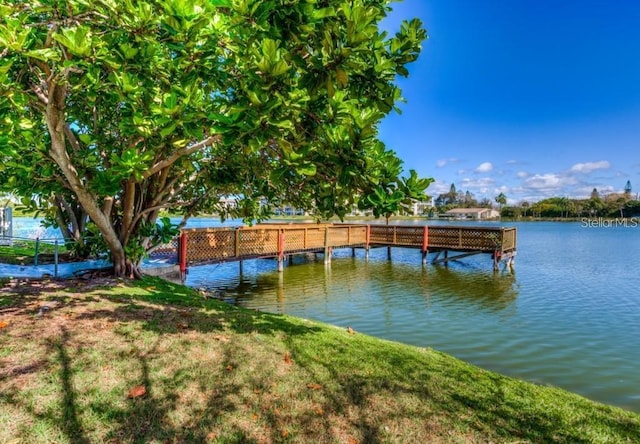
xmin=164 ymin=223 xmax=517 ymax=274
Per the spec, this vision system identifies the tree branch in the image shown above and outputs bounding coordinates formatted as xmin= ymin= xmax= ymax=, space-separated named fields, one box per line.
xmin=142 ymin=136 xmax=218 ymax=179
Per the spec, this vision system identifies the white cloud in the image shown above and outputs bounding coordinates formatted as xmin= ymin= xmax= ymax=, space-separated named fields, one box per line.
xmin=460 ymin=177 xmax=496 ymax=189
xmin=476 ymin=162 xmax=493 ymax=173
xmin=517 ymin=171 xmax=529 ymax=178
xmin=436 ymin=158 xmax=459 ymax=168
xmin=524 ymin=173 xmax=577 ymax=191
xmin=569 ymin=161 xmax=610 ymax=174
xmin=430 ymin=180 xmax=452 ymax=195
xmin=459 ymin=177 xmax=496 ymax=195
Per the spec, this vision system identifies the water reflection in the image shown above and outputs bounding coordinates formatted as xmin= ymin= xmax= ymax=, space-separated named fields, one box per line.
xmin=189 ymin=253 xmax=519 ymax=316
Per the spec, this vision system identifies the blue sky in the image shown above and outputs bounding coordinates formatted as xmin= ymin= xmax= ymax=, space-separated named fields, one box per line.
xmin=379 ymin=0 xmax=640 ymax=204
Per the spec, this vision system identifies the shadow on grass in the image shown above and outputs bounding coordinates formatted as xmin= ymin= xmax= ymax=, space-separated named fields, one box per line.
xmin=2 ymin=276 xmax=640 ymax=443
xmin=1 ymin=276 xmax=324 ymax=443
xmin=49 ymin=327 xmax=91 ymax=444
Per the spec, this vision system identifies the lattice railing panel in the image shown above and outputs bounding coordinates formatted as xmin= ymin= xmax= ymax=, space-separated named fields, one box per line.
xmin=502 ymin=228 xmax=517 ymax=251
xmin=185 ymin=228 xmax=235 ymax=263
xmin=153 ymin=237 xmax=178 ymax=256
xmin=304 ymin=228 xmax=326 ymax=249
xmin=369 ymin=226 xmax=395 ymax=244
xmin=426 ymin=227 xmax=459 ymax=249
xmin=348 ymin=226 xmax=368 ymax=245
xmin=394 ymin=226 xmax=423 ymax=245
xmin=427 ymin=227 xmax=503 ymax=251
xmin=238 ymin=228 xmax=279 ymax=256
xmin=327 ymin=226 xmax=367 ymax=247
xmin=283 ymin=229 xmax=308 ymax=251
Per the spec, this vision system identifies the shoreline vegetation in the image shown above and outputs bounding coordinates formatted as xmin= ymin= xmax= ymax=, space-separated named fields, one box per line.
xmin=1 ymin=276 xmax=639 ymax=443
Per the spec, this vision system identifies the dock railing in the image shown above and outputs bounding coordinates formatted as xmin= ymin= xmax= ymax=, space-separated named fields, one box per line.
xmin=179 ymin=224 xmax=369 ymax=266
xmin=172 ymin=223 xmax=516 ymax=272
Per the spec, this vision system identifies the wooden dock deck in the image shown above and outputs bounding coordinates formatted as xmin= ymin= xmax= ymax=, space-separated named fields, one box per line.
xmin=166 ymin=223 xmax=517 ymax=274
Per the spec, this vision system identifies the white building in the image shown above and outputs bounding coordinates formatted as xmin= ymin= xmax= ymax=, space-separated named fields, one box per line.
xmin=444 ymin=208 xmax=500 ymax=220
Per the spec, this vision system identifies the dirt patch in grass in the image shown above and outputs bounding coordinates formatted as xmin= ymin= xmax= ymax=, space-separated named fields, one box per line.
xmin=1 ymin=276 xmax=640 ymax=443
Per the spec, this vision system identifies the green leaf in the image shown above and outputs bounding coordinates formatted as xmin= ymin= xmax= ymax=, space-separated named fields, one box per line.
xmin=23 ymin=49 xmax=60 ymax=62
xmin=52 ymin=26 xmax=92 ymax=57
xmin=336 ymin=68 xmax=348 ymax=88
xmin=270 ymin=60 xmax=290 ymax=77
xmin=313 ymin=7 xmax=336 ymax=20
xmin=297 ymin=163 xmax=316 ymax=176
xmin=160 ymin=122 xmax=179 ymax=137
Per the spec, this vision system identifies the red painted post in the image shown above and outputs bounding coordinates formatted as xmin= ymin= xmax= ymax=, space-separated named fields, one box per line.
xmin=179 ymin=232 xmax=188 ymax=276
xmin=422 ymin=225 xmax=429 ymax=265
xmin=422 ymin=225 xmax=429 ymax=253
xmin=366 ymin=225 xmax=371 ymax=248
xmin=277 ymin=229 xmax=285 ymax=272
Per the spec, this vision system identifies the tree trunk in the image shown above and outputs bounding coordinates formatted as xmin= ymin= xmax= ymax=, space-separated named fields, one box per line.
xmin=46 ymin=79 xmax=129 ymax=277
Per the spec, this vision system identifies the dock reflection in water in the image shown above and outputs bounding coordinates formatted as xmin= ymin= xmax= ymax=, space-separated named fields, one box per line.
xmin=185 ymin=249 xmax=519 ymax=351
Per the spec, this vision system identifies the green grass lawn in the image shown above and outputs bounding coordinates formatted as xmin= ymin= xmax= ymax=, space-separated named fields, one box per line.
xmin=1 ymin=276 xmax=639 ymax=443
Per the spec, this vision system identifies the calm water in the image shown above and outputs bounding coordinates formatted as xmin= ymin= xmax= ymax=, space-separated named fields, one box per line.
xmin=184 ymin=220 xmax=640 ymax=412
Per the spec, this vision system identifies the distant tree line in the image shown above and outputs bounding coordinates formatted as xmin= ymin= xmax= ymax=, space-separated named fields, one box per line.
xmin=500 ymin=183 xmax=640 ymax=219
xmin=432 ymin=181 xmax=640 ymax=219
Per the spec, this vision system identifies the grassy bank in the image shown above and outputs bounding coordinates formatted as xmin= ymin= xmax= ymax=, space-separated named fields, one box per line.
xmin=1 ymin=277 xmax=638 ymax=443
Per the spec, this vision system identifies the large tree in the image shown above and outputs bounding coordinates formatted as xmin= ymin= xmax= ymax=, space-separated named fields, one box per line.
xmin=0 ymin=0 xmax=426 ymax=276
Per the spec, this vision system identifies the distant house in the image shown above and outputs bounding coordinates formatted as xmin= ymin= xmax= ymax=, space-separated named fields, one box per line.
xmin=444 ymin=208 xmax=500 ymax=220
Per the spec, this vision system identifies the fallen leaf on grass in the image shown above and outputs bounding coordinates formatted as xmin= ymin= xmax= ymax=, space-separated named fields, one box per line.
xmin=307 ymin=383 xmax=323 ymax=390
xmin=226 ymin=365 xmax=234 ymax=371
xmin=127 ymin=385 xmax=146 ymax=399
xmin=284 ymin=353 xmax=293 ymax=365
xmin=347 ymin=437 xmax=358 ymax=444
xmin=0 ymin=320 xmax=8 ymax=329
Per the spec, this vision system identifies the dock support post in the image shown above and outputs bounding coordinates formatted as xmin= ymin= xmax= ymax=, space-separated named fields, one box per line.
xmin=178 ymin=232 xmax=188 ymax=281
xmin=277 ymin=229 xmax=285 ymax=272
xmin=493 ymin=251 xmax=500 ymax=271
xmin=365 ymin=225 xmax=371 ymax=260
xmin=421 ymin=226 xmax=429 ymax=265
xmin=324 ymin=227 xmax=331 ymax=264
xmin=239 ymin=260 xmax=243 ymax=276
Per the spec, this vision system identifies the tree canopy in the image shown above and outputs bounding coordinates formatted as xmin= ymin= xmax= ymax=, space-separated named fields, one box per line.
xmin=0 ymin=0 xmax=427 ymax=276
